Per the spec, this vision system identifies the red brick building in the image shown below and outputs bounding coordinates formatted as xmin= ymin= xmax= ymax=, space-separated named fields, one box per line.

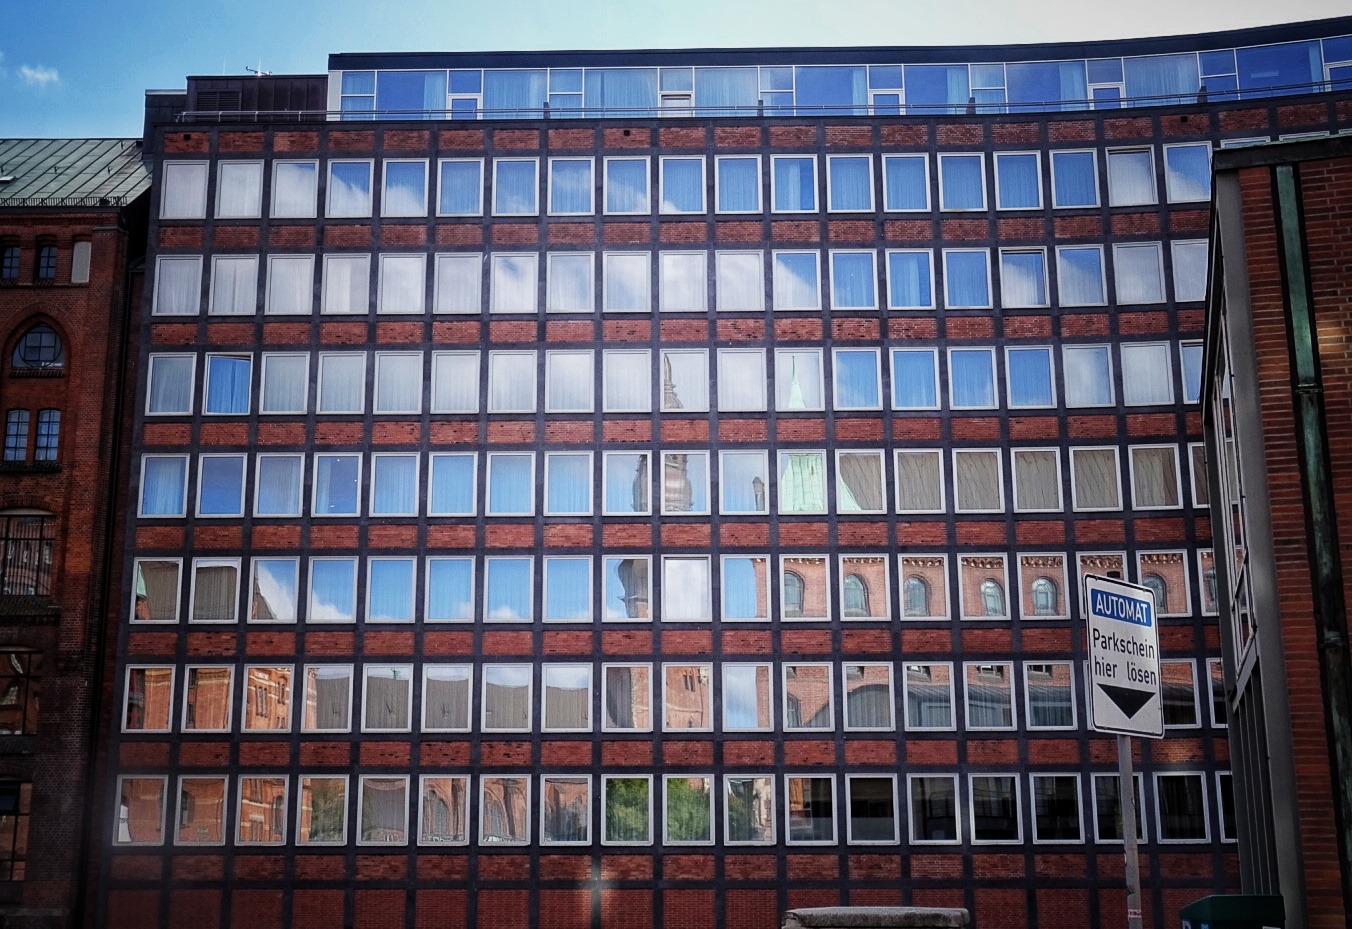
xmin=1206 ymin=134 xmax=1352 ymax=929
xmin=0 ymin=139 xmax=149 ymax=928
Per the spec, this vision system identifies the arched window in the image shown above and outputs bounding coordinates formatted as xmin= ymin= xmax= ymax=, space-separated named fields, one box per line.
xmin=0 ymin=511 xmax=55 ymax=596
xmin=783 ymin=572 xmax=805 ymax=618
xmin=0 ymin=648 xmax=41 ymax=735
xmin=981 ymin=579 xmax=1006 ymax=617
xmin=1031 ymin=577 xmax=1058 ymax=616
xmin=843 ymin=574 xmax=869 ymax=617
xmin=904 ymin=576 xmax=930 ymax=617
xmin=12 ymin=324 xmax=64 ymax=369
xmin=1142 ymin=573 xmax=1168 ymax=612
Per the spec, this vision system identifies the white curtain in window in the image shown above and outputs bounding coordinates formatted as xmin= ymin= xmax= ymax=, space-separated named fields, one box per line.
xmin=328 ymin=162 xmax=372 ymax=217
xmin=1000 ymin=251 xmax=1047 ymax=307
xmin=1114 ymin=244 xmax=1165 ymax=304
xmin=359 ymin=777 xmax=408 ymax=843
xmin=772 ymin=157 xmax=815 ymax=211
xmin=378 ymin=255 xmax=425 ymax=314
xmin=306 ymin=667 xmax=351 ymax=729
xmin=314 ymin=456 xmax=359 ymax=516
xmin=604 ymin=253 xmax=651 ymax=311
xmin=372 ymin=456 xmax=417 ymax=515
xmin=148 ymin=356 xmax=194 ymax=413
xmin=1132 ymin=447 xmax=1180 ymax=508
xmin=716 ymin=350 xmax=766 ymax=412
xmin=584 ymin=68 xmax=658 ymax=115
xmin=940 ymin=155 xmax=984 ymax=209
xmin=543 ymin=666 xmax=591 ymax=729
xmin=774 ymin=350 xmax=823 ymax=411
xmin=715 ymin=253 xmax=763 ymax=311
xmin=430 ymin=353 xmax=479 ymax=413
xmin=943 ymin=250 xmax=990 ymax=308
xmin=375 ymin=354 xmax=422 ymax=413
xmin=322 ymin=255 xmax=370 ymax=314
xmin=1107 ymin=151 xmax=1156 ymax=206
xmin=426 ymin=558 xmax=473 ymax=619
xmin=1056 ymin=247 xmax=1105 ymax=306
xmin=154 ymin=257 xmax=202 ymax=315
xmin=603 ymin=351 xmax=650 ymax=412
xmin=834 ymin=350 xmax=880 ymax=409
xmin=210 ymin=257 xmax=257 ymax=315
xmin=484 ymin=70 xmax=547 ymax=117
xmin=831 ymin=252 xmax=876 ymax=308
xmin=545 ymin=352 xmax=592 ymax=412
xmin=896 ymin=451 xmax=942 ymax=512
xmin=488 ymin=352 xmax=536 ymax=412
xmin=424 ymin=668 xmax=471 ymax=729
xmin=547 ymin=254 xmax=593 ymax=312
xmin=828 ymin=156 xmax=871 ymax=211
xmin=272 ymin=162 xmax=317 ymax=218
xmin=883 ymin=155 xmax=927 ymax=211
xmin=434 ymin=254 xmax=481 ymax=314
xmin=663 ymin=557 xmax=711 ymax=621
xmin=1014 ymin=450 xmax=1059 ymax=510
xmin=545 ymin=454 xmax=591 ymax=514
xmin=660 ymin=253 xmax=707 ymax=311
xmin=549 ymin=160 xmax=592 ymax=214
xmin=317 ymin=354 xmax=364 ymax=413
xmin=1171 ymin=241 xmax=1208 ymax=303
xmin=694 ymin=68 xmax=757 ymax=117
xmin=954 ymin=451 xmax=1000 ymax=511
xmin=192 ymin=563 xmax=238 ymax=622
xmin=1124 ymin=54 xmax=1199 ymax=103
xmin=162 ymin=162 xmax=208 ymax=219
xmin=256 ymin=456 xmax=302 ymax=515
xmin=382 ymin=162 xmax=427 ymax=217
xmin=490 ymin=254 xmax=538 ymax=312
xmin=493 ymin=161 xmax=538 ymax=215
xmin=660 ymin=158 xmax=704 ymax=213
xmin=261 ymin=354 xmax=307 ymax=413
xmin=1063 ymin=346 xmax=1111 ymax=406
xmin=136 ymin=560 xmax=180 ymax=621
xmin=483 ymin=668 xmax=531 ymax=729
xmin=837 ymin=452 xmax=883 ymax=512
xmin=141 ymin=457 xmax=186 ymax=515
xmin=266 ymin=256 xmax=314 ymax=315
xmin=1121 ymin=343 xmax=1173 ymax=405
xmin=368 ymin=561 xmax=414 ymax=622
xmin=217 ymin=162 xmax=263 ymax=218
xmin=364 ymin=669 xmax=411 ymax=729
xmin=995 ymin=153 xmax=1040 ymax=209
xmin=887 ymin=251 xmax=932 ymax=308
xmin=1072 ymin=448 xmax=1120 ymax=509
xmin=543 ymin=558 xmax=590 ymax=620
xmin=846 ymin=678 xmax=893 ymax=728
xmin=660 ymin=351 xmax=708 ymax=411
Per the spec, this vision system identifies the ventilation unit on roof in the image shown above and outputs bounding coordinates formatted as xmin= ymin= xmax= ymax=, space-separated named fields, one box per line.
xmin=194 ymin=91 xmax=242 ymax=112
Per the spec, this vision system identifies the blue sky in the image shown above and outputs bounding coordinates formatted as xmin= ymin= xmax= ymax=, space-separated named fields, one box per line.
xmin=2 ymin=0 xmax=1350 ymax=138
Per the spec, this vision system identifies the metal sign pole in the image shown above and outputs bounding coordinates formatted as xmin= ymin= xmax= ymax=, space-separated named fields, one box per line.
xmin=1119 ymin=733 xmax=1144 ymax=929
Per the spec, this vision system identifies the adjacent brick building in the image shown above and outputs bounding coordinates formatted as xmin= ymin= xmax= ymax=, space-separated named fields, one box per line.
xmin=0 ymin=139 xmax=150 ymax=928
xmin=1205 ymin=134 xmax=1352 ymax=929
xmin=98 ymin=17 xmax=1352 ymax=929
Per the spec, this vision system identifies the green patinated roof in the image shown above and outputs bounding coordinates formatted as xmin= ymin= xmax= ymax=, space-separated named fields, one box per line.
xmin=0 ymin=138 xmax=150 ymax=207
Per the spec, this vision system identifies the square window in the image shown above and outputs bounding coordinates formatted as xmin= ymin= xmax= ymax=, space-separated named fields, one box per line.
xmin=362 ymin=665 xmax=413 ymax=731
xmin=1070 ymin=447 xmax=1122 ymax=511
xmin=725 ymin=776 xmax=775 ymax=844
xmin=1106 ymin=148 xmax=1156 ymax=206
xmin=254 ymin=454 xmax=303 ymax=517
xmin=132 ymin=558 xmax=181 ymax=623
xmin=604 ymin=157 xmax=650 ymax=214
xmin=190 ymin=558 xmax=239 ymax=623
xmin=994 ymin=152 xmax=1041 ymax=210
xmin=886 ymin=250 xmax=935 ymax=310
xmin=216 ymin=161 xmax=263 ymax=219
xmin=480 ymin=775 xmax=530 ymax=843
xmin=540 ymin=664 xmax=592 ymax=732
xmin=161 ymin=162 xmax=208 ymax=219
xmin=434 ymin=253 xmax=482 ymax=314
xmin=140 ymin=455 xmax=188 ymax=516
xmin=146 ymin=354 xmax=195 ymax=415
xmin=1130 ymin=445 xmax=1182 ymax=509
xmin=603 ymin=253 xmax=652 ymax=312
xmin=716 ymin=156 xmax=761 ymax=213
xmin=1063 ymin=345 xmax=1113 ymax=407
xmin=377 ymin=255 xmax=426 ymax=314
xmin=437 ymin=159 xmax=484 ymax=216
xmin=660 ymin=252 xmax=708 ymax=312
xmin=308 ymin=559 xmax=357 ymax=623
xmin=493 ymin=159 xmax=539 ymax=216
xmin=999 ymin=249 xmax=1048 ymax=308
xmin=313 ymin=454 xmax=360 ymax=516
xmin=381 ymin=160 xmax=428 ymax=217
xmin=430 ymin=352 xmax=480 ymax=414
xmin=1155 ymin=773 xmax=1208 ymax=842
xmin=1018 ymin=554 xmax=1068 ymax=620
xmin=777 ymin=451 xmax=827 ymax=514
xmin=1032 ymin=775 xmax=1082 ymax=843
xmin=370 ymin=454 xmax=418 ymax=516
xmin=1012 ymin=449 xmax=1062 ymax=512
xmin=422 ymin=665 xmax=472 ymax=730
xmin=603 ymin=451 xmax=652 ymax=516
xmin=842 ymin=663 xmax=894 ymax=729
xmin=832 ymin=348 xmax=881 ymax=410
xmin=660 ymin=350 xmax=710 ymax=412
xmin=544 ymin=452 xmax=592 ymax=515
xmin=374 ymin=352 xmax=423 ymax=414
xmin=895 ymin=450 xmax=944 ymax=514
xmin=296 ymin=775 xmax=348 ymax=844
xmin=124 ymin=666 xmax=174 ymax=731
xmin=548 ymin=158 xmax=594 ymax=215
xmin=774 ymin=349 xmax=824 ymax=411
xmin=208 ymin=256 xmax=258 ymax=316
xmin=969 ymin=774 xmax=1021 ymax=843
xmin=771 ymin=155 xmax=818 ymax=212
xmin=1025 ymin=662 xmax=1076 ymax=728
xmin=772 ymin=251 xmax=821 ymax=310
xmin=1164 ymin=143 xmax=1211 ymax=203
xmin=663 ymin=664 xmax=713 ymax=731
xmin=909 ymin=775 xmax=959 ymax=843
xmin=785 ymin=774 xmax=836 ymax=844
xmin=659 ymin=157 xmax=705 ymax=213
xmin=356 ymin=776 xmax=408 ymax=846
xmin=827 ymin=155 xmax=873 ymax=212
xmin=846 ymin=775 xmax=898 ymax=844
xmin=883 ymin=154 xmax=929 ymax=211
xmin=829 ymin=251 xmax=877 ymax=309
xmin=784 ymin=664 xmax=833 ymax=731
xmin=327 ymin=161 xmax=374 ymax=218
xmin=664 ymin=776 xmax=714 ymax=845
xmin=1050 ymin=150 xmax=1098 ymax=208
xmin=271 ymin=161 xmax=318 ymax=218
xmin=721 ymin=555 xmax=770 ymax=622
xmin=602 ymin=664 xmax=652 ymax=731
xmin=236 ymin=776 xmax=288 ymax=845
xmin=715 ymin=252 xmax=764 ymax=312
xmin=892 ymin=346 xmax=935 ymax=408
xmin=1006 ymin=347 xmax=1054 ymax=408
xmin=196 ymin=455 xmax=245 ymax=517
xmin=781 ymin=555 xmax=829 ymax=621
xmin=486 ymin=452 xmax=534 ymax=515
xmin=487 ymin=351 xmax=537 ymax=413
xmin=1121 ymin=342 xmax=1174 ymax=406
xmin=959 ymin=555 xmax=1010 ymax=621
xmin=904 ymin=664 xmax=954 ymax=730
xmin=953 ymin=450 xmax=1002 ymax=513
xmin=482 ymin=665 xmax=532 ymax=731
xmin=321 ymin=254 xmax=370 ymax=315
xmin=1172 ymin=240 xmax=1208 ymax=303
xmin=1055 ymin=246 xmax=1107 ymax=306
xmin=901 ymin=556 xmax=948 ymax=620
xmin=490 ymin=253 xmax=539 ymax=313
xmin=315 ymin=353 xmax=364 ymax=414
xmin=836 ymin=450 xmax=885 ymax=514
xmin=541 ymin=775 xmax=591 ymax=845
xmin=302 ymin=665 xmax=353 ymax=730
xmin=1189 ymin=443 xmax=1209 ymax=507
xmin=662 ymin=557 xmax=712 ymax=622
xmin=603 ymin=351 xmax=650 ymax=413
xmin=716 ymin=350 xmax=767 ymax=413
xmin=265 ymin=255 xmax=315 ymax=315
xmin=602 ymin=775 xmax=652 ymax=845
xmin=943 ymin=249 xmax=991 ymax=308
xmin=152 ymin=256 xmax=202 ymax=316
xmin=545 ymin=351 xmax=594 ymax=412
xmin=1113 ymin=243 xmax=1165 ymax=304
xmin=419 ymin=775 xmax=470 ymax=845
xmin=546 ymin=253 xmax=594 ymax=313
xmin=603 ymin=556 xmax=651 ymax=622
xmin=485 ymin=557 xmax=532 ymax=622
xmin=426 ymin=556 xmax=475 ymax=622
xmin=938 ymin=153 xmax=986 ymax=211
xmin=719 ymin=450 xmax=769 ymax=514
xmin=249 ymin=558 xmax=298 ymax=622
xmin=723 ymin=664 xmax=773 ymax=731
xmin=1092 ymin=773 xmax=1146 ymax=843
xmin=543 ymin=556 xmax=591 ymax=622
xmin=948 ymin=348 xmax=997 ymax=409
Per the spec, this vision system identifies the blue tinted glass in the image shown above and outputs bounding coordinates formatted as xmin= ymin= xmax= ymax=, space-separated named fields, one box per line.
xmin=1064 ymin=347 xmax=1112 ymax=406
xmin=661 ymin=159 xmax=704 ymax=213
xmin=369 ymin=559 xmax=415 ymax=621
xmin=762 ymin=91 xmax=794 ymax=115
xmin=430 ymin=455 xmax=474 ymax=514
xmin=693 ymin=68 xmax=758 ymax=117
xmin=449 ymin=99 xmax=478 ymax=119
xmin=205 ymin=356 xmax=250 ymax=414
xmin=372 ymin=456 xmax=417 ymax=515
xmin=1165 ymin=145 xmax=1212 ymax=202
xmin=970 ymin=64 xmax=1005 ymax=88
xmin=1086 ymin=59 xmax=1122 ymax=84
xmin=550 ymin=160 xmax=593 ymax=214
xmin=868 ymin=66 xmax=903 ymax=89
xmin=794 ymin=66 xmax=866 ymax=115
xmin=883 ymin=156 xmax=927 ymax=211
xmin=660 ymin=68 xmax=693 ymax=92
xmin=584 ymin=68 xmax=658 ymax=116
xmin=1181 ymin=344 xmax=1204 ymax=404
xmin=940 ymin=155 xmax=984 ymax=210
xmin=1092 ymin=87 xmax=1122 ymax=108
xmin=760 ymin=67 xmax=793 ymax=91
xmin=383 ymin=161 xmax=426 ymax=213
xmin=484 ymin=69 xmax=547 ymax=117
xmin=315 ymin=455 xmax=360 ymax=515
xmin=550 ymin=69 xmax=583 ymax=92
xmin=486 ymin=559 xmax=531 ymax=620
xmin=548 ymin=93 xmax=583 ymax=117
xmin=142 ymin=457 xmax=186 ymax=515
xmin=1205 ymin=75 xmax=1240 ymax=98
xmin=546 ymin=454 xmax=590 ymax=514
xmin=872 ymin=93 xmax=901 ymax=116
xmin=606 ymin=159 xmax=649 ymax=213
xmin=448 ymin=70 xmax=482 ymax=94
xmin=310 ymin=559 xmax=356 ymax=621
xmin=949 ymin=350 xmax=995 ymax=408
xmin=1051 ymin=151 xmax=1096 ymax=207
xmin=1124 ymin=54 xmax=1199 ymax=103
xmin=1331 ymin=64 xmax=1352 ymax=88
xmin=1007 ymin=348 xmax=1053 ymax=407
xmin=427 ymin=558 xmax=473 ymax=621
xmin=834 ymin=350 xmax=880 ymax=409
xmin=828 ymin=156 xmax=872 ymax=211
xmin=331 ymin=162 xmax=371 ymax=201
xmin=342 ymin=71 xmax=375 ymax=95
xmin=199 ymin=456 xmax=244 ymax=515
xmin=1326 ymin=36 xmax=1352 ymax=63
xmin=488 ymin=455 xmax=532 ymax=514
xmin=256 ymin=457 xmax=302 ymax=516
xmin=1237 ymin=41 xmax=1320 ymax=95
xmin=1057 ymin=247 xmax=1106 ymax=306
xmin=494 ymin=160 xmax=537 ymax=215
xmin=944 ymin=251 xmax=990 ymax=308
xmin=1006 ymin=61 xmax=1087 ymax=110
xmin=996 ymin=153 xmax=1040 ymax=209
xmin=973 ymin=89 xmax=1006 ymax=112
xmin=717 ymin=157 xmax=760 ymax=212
xmin=773 ymin=156 xmax=816 ymax=211
xmin=722 ymin=558 xmax=762 ymax=619
xmin=720 ymin=453 xmax=765 ymax=513
xmin=545 ymin=558 xmax=590 ymax=620
xmin=1000 ymin=251 xmax=1047 ymax=307
xmin=1199 ymin=50 xmax=1236 ymax=77
xmin=887 ymin=251 xmax=933 ymax=309
xmin=376 ymin=71 xmax=447 ymax=118
xmin=340 ymin=98 xmax=370 ymax=120
xmin=831 ymin=253 xmax=876 ymax=309
xmin=439 ymin=161 xmax=482 ymax=215
xmin=892 ymin=350 xmax=937 ymax=409
xmin=904 ymin=65 xmax=970 ymax=114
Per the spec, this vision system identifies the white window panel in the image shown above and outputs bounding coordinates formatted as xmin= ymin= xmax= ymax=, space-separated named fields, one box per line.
xmin=377 ymin=254 xmax=426 ymax=314
xmin=161 ymin=161 xmax=208 ymax=219
xmin=603 ymin=253 xmax=651 ymax=312
xmin=715 ymin=252 xmax=764 ymax=312
xmin=208 ymin=256 xmax=257 ymax=315
xmin=545 ymin=351 xmax=594 ymax=413
xmin=660 ymin=252 xmax=707 ymax=311
xmin=321 ymin=254 xmax=370 ymax=315
xmin=547 ymin=253 xmax=594 ymax=312
xmin=272 ymin=161 xmax=318 ymax=218
xmin=434 ymin=253 xmax=482 ymax=314
xmin=490 ymin=254 xmax=539 ymax=313
xmin=215 ymin=161 xmax=263 ymax=219
xmin=265 ymin=255 xmax=314 ymax=315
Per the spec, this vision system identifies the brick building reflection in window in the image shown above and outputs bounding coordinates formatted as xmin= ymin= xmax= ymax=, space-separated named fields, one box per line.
xmin=0 ymin=515 xmax=53 ymax=596
xmin=0 ymin=650 xmax=40 ymax=735
xmin=0 ymin=782 xmax=31 ymax=881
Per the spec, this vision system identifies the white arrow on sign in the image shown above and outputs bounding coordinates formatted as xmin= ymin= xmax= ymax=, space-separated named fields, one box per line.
xmin=1085 ymin=574 xmax=1163 ymax=739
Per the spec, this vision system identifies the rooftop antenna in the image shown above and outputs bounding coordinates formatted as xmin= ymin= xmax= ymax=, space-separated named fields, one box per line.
xmin=246 ymin=63 xmax=272 ymax=77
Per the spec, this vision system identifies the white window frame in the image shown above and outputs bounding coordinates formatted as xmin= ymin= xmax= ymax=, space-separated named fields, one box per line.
xmin=714 ymin=155 xmax=762 ymax=214
xmin=658 ymin=155 xmax=707 ymax=215
xmin=547 ymin=157 xmax=596 ymax=217
xmin=113 ymin=775 xmax=168 ymax=846
xmin=601 ymin=450 xmax=652 ymax=517
xmin=1011 ymin=448 xmax=1064 ymax=514
xmin=602 ymin=156 xmax=651 ymax=216
xmin=967 ymin=773 xmax=1023 ymax=845
xmin=902 ymin=663 xmax=956 ymax=732
xmin=825 ymin=154 xmax=875 ymax=213
xmin=207 ymin=255 xmax=259 ymax=316
xmin=546 ymin=252 xmax=595 ymax=313
xmin=435 ymin=158 xmax=485 ymax=217
xmin=845 ymin=773 xmax=899 ymax=845
xmin=360 ymin=664 xmax=415 ymax=732
xmin=936 ymin=152 xmax=987 ymax=212
xmin=253 ymin=453 xmax=304 ymax=518
xmin=380 ymin=158 xmax=429 ymax=218
xmin=828 ymin=249 xmax=879 ymax=310
xmin=1068 ymin=446 xmax=1123 ymax=512
xmin=376 ymin=254 xmax=427 ymax=315
xmin=188 ymin=557 xmax=241 ymax=624
xmin=491 ymin=158 xmax=540 ymax=217
xmin=416 ymin=774 xmax=470 ymax=846
xmin=373 ymin=352 xmax=424 ymax=414
xmin=602 ymin=251 xmax=652 ymax=313
xmin=421 ymin=665 xmax=474 ymax=731
xmin=601 ymin=663 xmax=654 ymax=733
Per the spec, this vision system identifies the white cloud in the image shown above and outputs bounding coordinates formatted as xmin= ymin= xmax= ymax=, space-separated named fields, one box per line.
xmin=19 ymin=65 xmax=59 ymax=87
